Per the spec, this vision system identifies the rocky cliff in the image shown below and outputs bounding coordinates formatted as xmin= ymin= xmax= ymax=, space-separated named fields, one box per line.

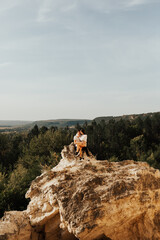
xmin=1 ymin=143 xmax=160 ymax=240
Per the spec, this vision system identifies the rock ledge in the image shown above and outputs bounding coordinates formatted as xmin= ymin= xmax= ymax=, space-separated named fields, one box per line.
xmin=1 ymin=143 xmax=160 ymax=240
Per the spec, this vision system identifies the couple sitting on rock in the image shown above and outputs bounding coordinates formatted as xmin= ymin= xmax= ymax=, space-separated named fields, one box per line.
xmin=74 ymin=129 xmax=88 ymax=159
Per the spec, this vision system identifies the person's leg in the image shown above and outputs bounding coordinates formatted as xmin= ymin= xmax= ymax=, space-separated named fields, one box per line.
xmin=76 ymin=143 xmax=81 ymax=154
xmin=84 ymin=147 xmax=89 ymax=156
xmin=79 ymin=147 xmax=83 ymax=157
xmin=76 ymin=142 xmax=86 ymax=157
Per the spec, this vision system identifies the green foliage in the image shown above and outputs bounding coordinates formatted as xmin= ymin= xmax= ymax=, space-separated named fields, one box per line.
xmin=0 ymin=172 xmax=6 ymax=192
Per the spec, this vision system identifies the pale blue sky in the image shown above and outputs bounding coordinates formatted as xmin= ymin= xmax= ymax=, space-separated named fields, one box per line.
xmin=0 ymin=0 xmax=160 ymax=120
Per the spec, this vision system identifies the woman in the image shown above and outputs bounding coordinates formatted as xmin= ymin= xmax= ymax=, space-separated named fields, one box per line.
xmin=73 ymin=130 xmax=81 ymax=151
xmin=75 ymin=129 xmax=87 ymax=158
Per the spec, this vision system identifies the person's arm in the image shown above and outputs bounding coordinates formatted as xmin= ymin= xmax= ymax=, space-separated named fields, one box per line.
xmin=81 ymin=135 xmax=87 ymax=145
xmin=74 ymin=137 xmax=81 ymax=144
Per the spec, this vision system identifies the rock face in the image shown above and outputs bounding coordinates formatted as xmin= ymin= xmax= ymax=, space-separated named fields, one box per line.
xmin=1 ymin=143 xmax=160 ymax=240
xmin=0 ymin=211 xmax=31 ymax=240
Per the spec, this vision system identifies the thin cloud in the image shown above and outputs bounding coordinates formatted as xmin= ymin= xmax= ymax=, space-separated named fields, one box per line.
xmin=127 ymin=0 xmax=147 ymax=6
xmin=36 ymin=0 xmax=78 ymax=22
xmin=82 ymin=0 xmax=158 ymax=12
xmin=62 ymin=2 xmax=77 ymax=13
xmin=124 ymin=0 xmax=154 ymax=8
xmin=37 ymin=0 xmax=53 ymax=22
xmin=36 ymin=0 xmax=158 ymax=22
xmin=0 ymin=62 xmax=12 ymax=68
xmin=0 ymin=0 xmax=21 ymax=12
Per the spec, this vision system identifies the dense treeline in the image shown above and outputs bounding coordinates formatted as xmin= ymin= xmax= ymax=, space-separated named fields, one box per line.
xmin=1 ymin=113 xmax=160 ymax=217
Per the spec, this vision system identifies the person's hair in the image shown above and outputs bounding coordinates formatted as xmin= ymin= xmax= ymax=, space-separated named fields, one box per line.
xmin=80 ymin=128 xmax=85 ymax=134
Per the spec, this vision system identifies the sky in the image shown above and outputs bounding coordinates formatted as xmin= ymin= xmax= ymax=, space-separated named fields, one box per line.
xmin=0 ymin=0 xmax=160 ymax=120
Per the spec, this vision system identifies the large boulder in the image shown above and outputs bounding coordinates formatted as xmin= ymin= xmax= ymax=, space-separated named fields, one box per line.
xmin=1 ymin=143 xmax=160 ymax=240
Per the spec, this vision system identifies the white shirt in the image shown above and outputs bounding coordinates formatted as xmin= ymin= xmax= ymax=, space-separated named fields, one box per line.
xmin=74 ymin=134 xmax=81 ymax=148
xmin=80 ymin=134 xmax=87 ymax=144
xmin=74 ymin=135 xmax=79 ymax=142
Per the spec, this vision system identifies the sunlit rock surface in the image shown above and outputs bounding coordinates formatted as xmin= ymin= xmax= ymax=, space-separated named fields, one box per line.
xmin=1 ymin=143 xmax=160 ymax=240
xmin=0 ymin=211 xmax=31 ymax=240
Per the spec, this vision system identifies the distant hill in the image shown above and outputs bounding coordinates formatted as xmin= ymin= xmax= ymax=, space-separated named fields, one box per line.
xmin=94 ymin=111 xmax=160 ymax=123
xmin=0 ymin=120 xmax=32 ymax=127
xmin=0 ymin=119 xmax=91 ymax=133
xmin=26 ymin=119 xmax=91 ymax=129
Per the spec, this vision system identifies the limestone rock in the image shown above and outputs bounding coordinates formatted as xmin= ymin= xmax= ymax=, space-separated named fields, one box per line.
xmin=0 ymin=211 xmax=31 ymax=240
xmin=1 ymin=143 xmax=160 ymax=240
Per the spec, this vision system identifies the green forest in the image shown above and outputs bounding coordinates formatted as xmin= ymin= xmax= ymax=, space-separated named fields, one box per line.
xmin=1 ymin=113 xmax=160 ymax=217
